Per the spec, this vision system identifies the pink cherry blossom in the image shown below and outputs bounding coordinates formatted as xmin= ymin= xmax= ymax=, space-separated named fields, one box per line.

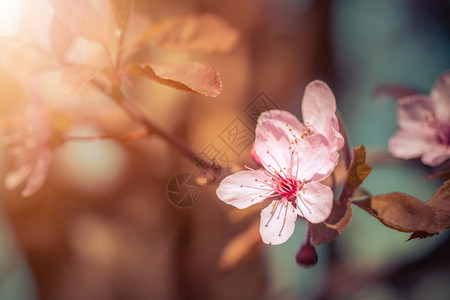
xmin=216 ymin=120 xmax=335 ymax=245
xmin=256 ymin=80 xmax=344 ymax=180
xmin=3 ymin=104 xmax=54 ymax=197
xmin=389 ymin=70 xmax=450 ymax=166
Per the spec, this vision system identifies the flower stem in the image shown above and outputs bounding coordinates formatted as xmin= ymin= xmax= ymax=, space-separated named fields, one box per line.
xmin=63 ymin=134 xmax=112 ymax=141
xmin=63 ymin=129 xmax=148 ymax=143
xmin=112 ymin=88 xmax=219 ymax=171
xmin=336 ymin=111 xmax=351 ymax=169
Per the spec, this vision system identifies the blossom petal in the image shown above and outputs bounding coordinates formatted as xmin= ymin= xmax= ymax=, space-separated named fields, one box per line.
xmin=388 ymin=130 xmax=430 ymax=159
xmin=421 ymin=144 xmax=450 ymax=167
xmin=430 ymin=70 xmax=450 ymax=122
xmin=301 ymin=80 xmax=336 ymax=134
xmin=260 ymin=200 xmax=298 ymax=245
xmin=216 ymin=170 xmax=273 ymax=209
xmin=254 ymin=120 xmax=293 ymax=173
xmin=21 ymin=148 xmax=52 ymax=197
xmin=322 ymin=114 xmax=344 ymax=152
xmin=397 ymin=95 xmax=436 ymax=135
xmin=296 ymin=182 xmax=333 ymax=224
xmin=257 ymin=109 xmax=304 ymax=140
xmin=311 ymin=150 xmax=339 ymax=182
xmin=295 ymin=134 xmax=331 ymax=181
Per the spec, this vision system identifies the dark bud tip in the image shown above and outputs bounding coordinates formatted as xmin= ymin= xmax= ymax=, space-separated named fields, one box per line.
xmin=295 ymin=242 xmax=318 ymax=267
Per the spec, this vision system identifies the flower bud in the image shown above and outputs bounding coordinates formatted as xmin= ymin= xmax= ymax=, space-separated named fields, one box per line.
xmin=295 ymin=242 xmax=318 ymax=267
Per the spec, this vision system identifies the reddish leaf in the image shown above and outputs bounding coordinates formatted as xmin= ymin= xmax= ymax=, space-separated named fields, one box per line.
xmin=218 ymin=221 xmax=263 ymax=272
xmin=310 ymin=202 xmax=353 ymax=246
xmin=406 ymin=231 xmax=438 ymax=241
xmin=353 ymin=193 xmax=440 ymax=233
xmin=427 ymin=179 xmax=450 ymax=230
xmin=356 ymin=180 xmax=450 ymax=240
xmin=340 ymin=145 xmax=373 ymax=202
xmin=50 ymin=0 xmax=116 ymax=43
xmin=406 ymin=181 xmax=450 ymax=240
xmin=141 ymin=14 xmax=238 ymax=53
xmin=129 ymin=62 xmax=222 ymax=97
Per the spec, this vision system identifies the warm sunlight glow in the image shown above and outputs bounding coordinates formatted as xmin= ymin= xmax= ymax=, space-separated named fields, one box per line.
xmin=0 ymin=0 xmax=19 ymax=36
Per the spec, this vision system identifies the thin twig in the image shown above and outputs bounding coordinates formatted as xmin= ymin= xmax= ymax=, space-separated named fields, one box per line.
xmin=336 ymin=111 xmax=351 ymax=170
xmin=63 ymin=134 xmax=112 ymax=141
xmin=112 ymin=88 xmax=219 ymax=171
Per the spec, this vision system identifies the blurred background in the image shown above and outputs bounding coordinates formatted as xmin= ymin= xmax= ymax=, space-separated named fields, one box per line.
xmin=0 ymin=0 xmax=449 ymax=299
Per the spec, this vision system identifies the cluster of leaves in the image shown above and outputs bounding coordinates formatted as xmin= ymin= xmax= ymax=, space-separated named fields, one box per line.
xmin=50 ymin=0 xmax=238 ymax=97
xmin=1 ymin=0 xmax=238 ymax=197
xmin=313 ymin=145 xmax=449 ymax=245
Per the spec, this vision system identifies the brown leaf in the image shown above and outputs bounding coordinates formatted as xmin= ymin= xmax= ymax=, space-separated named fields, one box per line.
xmin=406 ymin=231 xmax=438 ymax=241
xmin=129 ymin=62 xmax=222 ymax=97
xmin=60 ymin=66 xmax=99 ymax=96
xmin=353 ymin=193 xmax=440 ymax=233
xmin=141 ymin=14 xmax=239 ymax=53
xmin=218 ymin=221 xmax=263 ymax=272
xmin=50 ymin=0 xmax=116 ymax=43
xmin=427 ymin=179 xmax=450 ymax=231
xmin=310 ymin=202 xmax=353 ymax=246
xmin=340 ymin=145 xmax=373 ymax=202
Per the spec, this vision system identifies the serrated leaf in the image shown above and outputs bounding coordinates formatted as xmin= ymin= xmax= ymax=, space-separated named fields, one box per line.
xmin=129 ymin=62 xmax=222 ymax=97
xmin=218 ymin=221 xmax=263 ymax=272
xmin=340 ymin=145 xmax=373 ymax=202
xmin=310 ymin=202 xmax=353 ymax=246
xmin=141 ymin=14 xmax=238 ymax=53
xmin=406 ymin=231 xmax=438 ymax=241
xmin=353 ymin=193 xmax=440 ymax=233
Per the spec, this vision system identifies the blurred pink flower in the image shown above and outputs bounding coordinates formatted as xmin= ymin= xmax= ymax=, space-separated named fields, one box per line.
xmin=3 ymin=104 xmax=54 ymax=197
xmin=389 ymin=70 xmax=450 ymax=166
xmin=217 ymin=120 xmax=334 ymax=245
